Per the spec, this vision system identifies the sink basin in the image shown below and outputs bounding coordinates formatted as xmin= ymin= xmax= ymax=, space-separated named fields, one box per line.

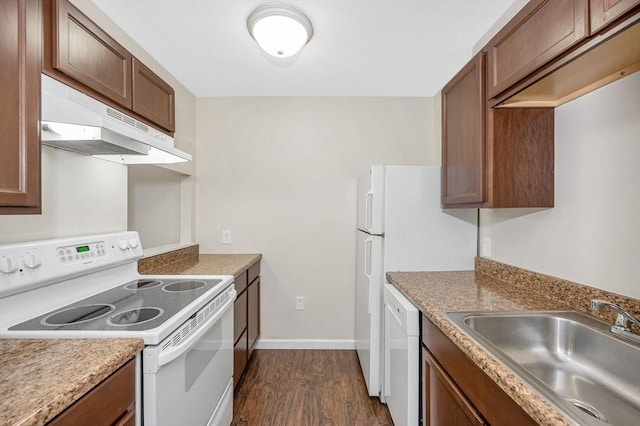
xmin=445 ymin=310 xmax=640 ymax=426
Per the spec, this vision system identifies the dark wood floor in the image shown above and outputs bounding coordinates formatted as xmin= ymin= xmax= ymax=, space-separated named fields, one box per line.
xmin=233 ymin=350 xmax=394 ymax=426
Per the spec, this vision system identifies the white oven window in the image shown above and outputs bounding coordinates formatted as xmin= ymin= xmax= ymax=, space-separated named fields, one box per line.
xmin=186 ymin=323 xmax=222 ymax=392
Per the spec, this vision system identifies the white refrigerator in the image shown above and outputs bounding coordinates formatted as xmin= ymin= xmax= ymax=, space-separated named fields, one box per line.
xmin=355 ymin=165 xmax=477 ymax=399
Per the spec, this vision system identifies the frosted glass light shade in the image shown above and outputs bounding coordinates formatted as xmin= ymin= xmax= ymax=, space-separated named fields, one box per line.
xmin=248 ymin=4 xmax=313 ymax=58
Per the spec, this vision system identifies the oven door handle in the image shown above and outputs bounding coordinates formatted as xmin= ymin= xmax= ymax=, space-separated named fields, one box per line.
xmin=155 ymin=289 xmax=236 ymax=369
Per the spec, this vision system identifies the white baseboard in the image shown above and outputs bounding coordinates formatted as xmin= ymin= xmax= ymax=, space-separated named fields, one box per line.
xmin=255 ymin=339 xmax=356 ymax=350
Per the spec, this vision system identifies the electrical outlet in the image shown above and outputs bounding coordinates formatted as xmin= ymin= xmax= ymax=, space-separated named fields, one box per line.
xmin=481 ymin=237 xmax=492 ymax=257
xmin=295 ymin=296 xmax=305 ymax=311
xmin=222 ymin=230 xmax=232 ymax=245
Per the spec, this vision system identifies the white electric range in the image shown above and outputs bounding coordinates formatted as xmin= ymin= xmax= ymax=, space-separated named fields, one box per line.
xmin=0 ymin=231 xmax=236 ymax=426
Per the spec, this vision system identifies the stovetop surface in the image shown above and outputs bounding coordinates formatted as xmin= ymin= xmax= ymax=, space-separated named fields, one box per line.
xmin=10 ymin=277 xmax=223 ymax=332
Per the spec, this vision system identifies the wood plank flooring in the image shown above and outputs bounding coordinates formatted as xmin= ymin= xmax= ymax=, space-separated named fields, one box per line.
xmin=232 ymin=350 xmax=394 ymax=426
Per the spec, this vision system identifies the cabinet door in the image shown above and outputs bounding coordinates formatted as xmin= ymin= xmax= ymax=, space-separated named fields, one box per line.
xmin=132 ymin=58 xmax=175 ymax=132
xmin=234 ymin=290 xmax=248 ymax=344
xmin=441 ymin=53 xmax=485 ymax=207
xmin=51 ymin=0 xmax=132 ymax=108
xmin=591 ymin=0 xmax=640 ymax=33
xmin=0 ymin=0 xmax=41 ymax=214
xmin=234 ymin=329 xmax=248 ymax=386
xmin=248 ymin=277 xmax=260 ymax=357
xmin=49 ymin=359 xmax=136 ymax=426
xmin=423 ymin=348 xmax=486 ymax=426
xmin=487 ymin=0 xmax=588 ymax=99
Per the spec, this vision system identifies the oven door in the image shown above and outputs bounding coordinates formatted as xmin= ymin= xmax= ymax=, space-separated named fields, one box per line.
xmin=142 ymin=288 xmax=235 ymax=426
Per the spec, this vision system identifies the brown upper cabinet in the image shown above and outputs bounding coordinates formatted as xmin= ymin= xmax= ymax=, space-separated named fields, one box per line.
xmin=442 ymin=0 xmax=639 ymax=208
xmin=487 ymin=0 xmax=589 ymax=100
xmin=488 ymin=0 xmax=640 ymax=107
xmin=51 ymin=0 xmax=132 ymax=108
xmin=0 ymin=0 xmax=42 ymax=215
xmin=43 ymin=0 xmax=176 ymax=134
xmin=591 ymin=0 xmax=640 ymax=33
xmin=441 ymin=55 xmax=485 ymax=206
xmin=133 ymin=59 xmax=176 ymax=133
xmin=442 ymin=53 xmax=554 ymax=209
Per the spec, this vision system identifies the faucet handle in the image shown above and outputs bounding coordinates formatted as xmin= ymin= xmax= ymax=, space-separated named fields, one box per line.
xmin=590 ymin=299 xmax=640 ymax=330
xmin=590 ymin=299 xmax=611 ymax=312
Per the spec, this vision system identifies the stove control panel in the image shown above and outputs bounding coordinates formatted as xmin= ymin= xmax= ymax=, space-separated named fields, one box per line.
xmin=57 ymin=241 xmax=106 ymax=264
xmin=0 ymin=232 xmax=143 ymax=298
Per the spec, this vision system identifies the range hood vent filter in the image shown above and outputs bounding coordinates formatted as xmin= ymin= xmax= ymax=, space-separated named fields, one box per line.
xmin=42 ymin=122 xmax=150 ymax=156
xmin=41 ymin=75 xmax=191 ymax=164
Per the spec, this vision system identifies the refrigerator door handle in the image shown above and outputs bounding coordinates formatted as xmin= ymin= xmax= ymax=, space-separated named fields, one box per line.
xmin=365 ymin=237 xmax=373 ymax=314
xmin=365 ymin=191 xmax=374 ymax=231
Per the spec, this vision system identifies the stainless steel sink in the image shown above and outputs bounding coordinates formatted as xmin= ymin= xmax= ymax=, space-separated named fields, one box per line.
xmin=445 ymin=310 xmax=640 ymax=426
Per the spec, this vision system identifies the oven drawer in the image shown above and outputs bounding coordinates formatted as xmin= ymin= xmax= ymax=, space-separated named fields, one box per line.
xmin=49 ymin=359 xmax=135 ymax=426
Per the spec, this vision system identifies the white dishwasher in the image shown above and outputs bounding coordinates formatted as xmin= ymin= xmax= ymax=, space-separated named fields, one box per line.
xmin=384 ymin=283 xmax=420 ymax=426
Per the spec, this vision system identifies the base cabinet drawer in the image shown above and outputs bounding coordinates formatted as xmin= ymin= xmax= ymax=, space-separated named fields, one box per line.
xmin=48 ymin=359 xmax=136 ymax=426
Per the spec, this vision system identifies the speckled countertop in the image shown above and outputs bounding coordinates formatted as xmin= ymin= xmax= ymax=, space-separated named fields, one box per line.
xmin=387 ymin=258 xmax=640 ymax=426
xmin=0 ymin=338 xmax=143 ymax=426
xmin=0 ymin=246 xmax=260 ymax=426
xmin=178 ymin=254 xmax=261 ymax=277
xmin=137 ymin=244 xmax=261 ymax=278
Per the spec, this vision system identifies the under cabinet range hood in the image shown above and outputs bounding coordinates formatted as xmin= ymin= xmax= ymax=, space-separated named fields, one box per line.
xmin=41 ymin=75 xmax=191 ymax=164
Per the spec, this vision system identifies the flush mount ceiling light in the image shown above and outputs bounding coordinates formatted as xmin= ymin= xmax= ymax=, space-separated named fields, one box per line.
xmin=247 ymin=3 xmax=313 ymax=58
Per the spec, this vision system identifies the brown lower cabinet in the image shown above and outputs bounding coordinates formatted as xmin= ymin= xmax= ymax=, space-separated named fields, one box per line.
xmin=234 ymin=329 xmax=248 ymax=384
xmin=48 ymin=359 xmax=136 ymax=426
xmin=233 ymin=261 xmax=261 ymax=389
xmin=423 ymin=348 xmax=485 ymax=426
xmin=422 ymin=315 xmax=537 ymax=426
xmin=247 ymin=276 xmax=260 ymax=358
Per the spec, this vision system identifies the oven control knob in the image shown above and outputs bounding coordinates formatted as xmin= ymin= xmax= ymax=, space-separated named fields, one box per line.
xmin=24 ymin=253 xmax=41 ymax=269
xmin=128 ymin=238 xmax=139 ymax=249
xmin=118 ymin=240 xmax=129 ymax=250
xmin=0 ymin=256 xmax=18 ymax=274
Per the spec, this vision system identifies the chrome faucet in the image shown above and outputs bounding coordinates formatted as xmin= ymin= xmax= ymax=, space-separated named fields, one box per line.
xmin=590 ymin=299 xmax=640 ymax=345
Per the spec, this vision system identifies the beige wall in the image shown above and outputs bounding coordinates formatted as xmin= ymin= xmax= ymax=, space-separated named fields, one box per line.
xmin=0 ymin=147 xmax=127 ymax=243
xmin=196 ymin=97 xmax=436 ymax=344
xmin=479 ymin=72 xmax=640 ymax=299
xmin=71 ymin=0 xmax=198 ymax=245
xmin=128 ymin=166 xmax=182 ymax=249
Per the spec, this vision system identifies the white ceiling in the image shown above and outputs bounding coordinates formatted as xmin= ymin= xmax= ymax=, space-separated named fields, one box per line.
xmin=91 ymin=0 xmax=520 ymax=97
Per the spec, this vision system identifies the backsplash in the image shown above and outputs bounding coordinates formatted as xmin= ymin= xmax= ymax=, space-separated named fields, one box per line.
xmin=475 ymin=257 xmax=640 ymax=327
xmin=138 ymin=244 xmax=199 ymax=275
